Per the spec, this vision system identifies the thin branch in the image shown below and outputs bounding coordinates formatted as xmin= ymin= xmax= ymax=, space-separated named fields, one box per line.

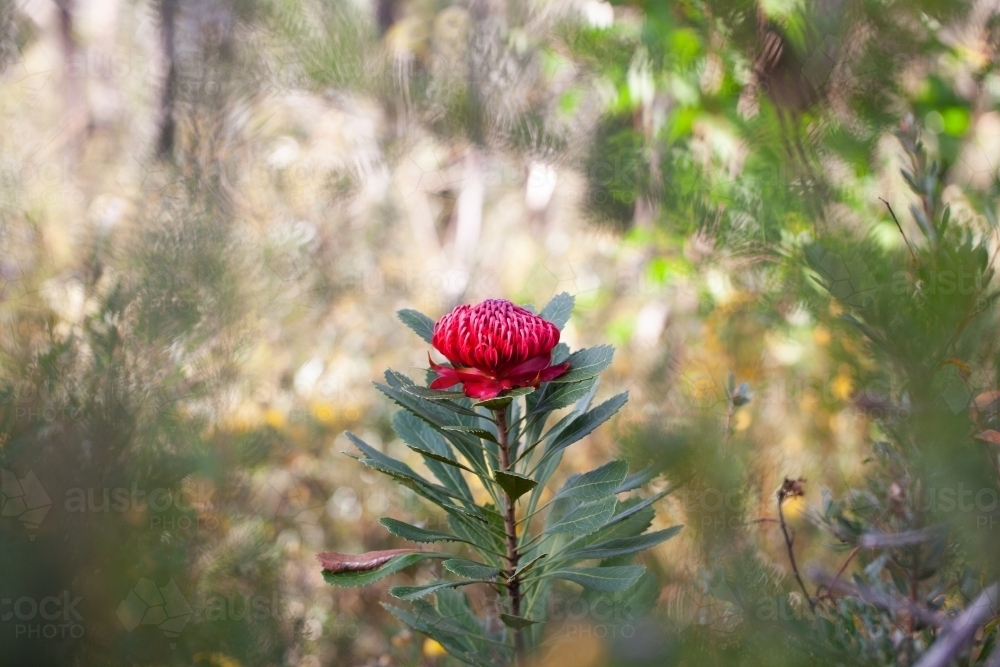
xmin=816 ymin=545 xmax=860 ymax=602
xmin=777 ymin=482 xmax=815 ymax=612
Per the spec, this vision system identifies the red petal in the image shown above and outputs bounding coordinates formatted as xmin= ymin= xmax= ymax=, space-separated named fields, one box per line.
xmin=505 ymin=354 xmax=552 ymax=377
xmin=430 ymin=376 xmax=460 ymax=389
xmin=538 ymin=361 xmax=570 ymax=382
xmin=461 ymin=381 xmax=504 ymax=399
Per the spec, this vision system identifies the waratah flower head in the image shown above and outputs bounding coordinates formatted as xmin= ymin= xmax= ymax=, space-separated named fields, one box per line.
xmin=429 ymin=299 xmax=570 ymax=400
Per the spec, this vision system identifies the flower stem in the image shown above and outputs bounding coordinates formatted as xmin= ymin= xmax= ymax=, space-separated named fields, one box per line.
xmin=494 ymin=407 xmax=525 ymax=657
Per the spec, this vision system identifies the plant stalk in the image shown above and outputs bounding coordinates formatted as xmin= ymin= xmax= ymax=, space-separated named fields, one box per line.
xmin=777 ymin=489 xmax=815 ymax=612
xmin=494 ymin=407 xmax=525 ymax=657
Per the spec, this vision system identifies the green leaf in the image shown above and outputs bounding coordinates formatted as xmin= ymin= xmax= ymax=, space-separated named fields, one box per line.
xmin=528 ymin=377 xmax=598 ymax=415
xmin=345 ymin=432 xmax=459 ymax=500
xmin=383 ymin=602 xmax=510 ymax=667
xmin=444 ymin=558 xmax=501 ymax=580
xmin=398 ymin=382 xmax=467 ymax=402
xmin=494 ymin=470 xmax=538 ymax=502
xmin=390 ymin=579 xmax=483 ymax=600
xmin=434 ymin=589 xmax=490 ymax=640
xmin=406 ymin=445 xmax=475 ymax=472
xmin=393 ymin=412 xmax=473 ymax=497
xmin=388 ymin=370 xmax=480 ymax=418
xmin=556 ymin=460 xmax=629 ymax=503
xmin=322 ymin=552 xmax=449 ymax=587
xmin=400 ymin=385 xmax=466 ymax=401
xmin=500 ymin=613 xmax=539 ymax=629
xmin=548 ymin=566 xmax=645 ymax=592
xmin=543 ymin=393 xmax=628 ymax=460
xmin=345 ymin=435 xmax=496 ymax=531
xmin=572 ymin=490 xmax=672 ymax=548
xmin=397 ymin=309 xmax=435 ymax=343
xmin=545 ymin=497 xmax=617 ymax=535
xmin=379 ymin=518 xmax=467 ymax=544
xmin=540 ymin=292 xmax=575 ymax=329
xmin=510 ymin=553 xmax=547 ymax=581
xmin=549 ymin=345 xmax=614 ymax=383
xmin=441 ymin=425 xmax=499 ymax=444
xmin=618 ymin=467 xmax=659 ymax=493
xmin=473 ymin=387 xmax=535 ymax=410
xmin=565 ymin=526 xmax=683 ymax=560
xmin=376 ymin=375 xmax=488 ymax=473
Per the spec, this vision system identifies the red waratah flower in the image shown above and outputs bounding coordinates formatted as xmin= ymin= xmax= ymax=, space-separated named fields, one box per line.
xmin=429 ymin=299 xmax=570 ymax=400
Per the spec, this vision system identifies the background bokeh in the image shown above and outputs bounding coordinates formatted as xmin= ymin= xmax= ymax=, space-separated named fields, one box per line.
xmin=2 ymin=0 xmax=1000 ymax=665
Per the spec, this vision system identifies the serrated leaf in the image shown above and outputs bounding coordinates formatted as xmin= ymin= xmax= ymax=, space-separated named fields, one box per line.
xmin=381 ymin=377 xmax=479 ymax=423
xmin=383 ymin=602 xmax=511 ymax=667
xmin=494 ymin=470 xmax=538 ymax=502
xmin=528 ymin=377 xmax=598 ymax=415
xmin=444 ymin=559 xmax=501 ymax=580
xmin=549 ymin=345 xmax=614 ymax=383
xmin=320 ymin=551 xmax=448 ymax=587
xmin=473 ymin=387 xmax=535 ymax=410
xmin=542 ymin=393 xmax=628 ymax=461
xmin=399 ymin=383 xmax=467 ymax=401
xmin=393 ymin=412 xmax=473 ymax=497
xmin=406 ymin=445 xmax=474 ymax=472
xmin=318 ymin=548 xmax=416 ymax=573
xmin=545 ymin=497 xmax=617 ymax=535
xmin=376 ymin=377 xmax=488 ymax=473
xmin=566 ymin=526 xmax=682 ymax=560
xmin=617 ymin=467 xmax=659 ymax=493
xmin=379 ymin=518 xmax=467 ymax=544
xmin=548 ymin=566 xmax=645 ymax=592
xmin=510 ymin=553 xmax=547 ymax=581
xmin=390 ymin=579 xmax=482 ymax=600
xmin=500 ymin=613 xmax=539 ymax=629
xmin=556 ymin=460 xmax=629 ymax=503
xmin=441 ymin=425 xmax=499 ymax=444
xmin=398 ymin=309 xmax=435 ymax=343
xmin=570 ymin=490 xmax=671 ymax=549
xmin=389 ymin=370 xmax=480 ymax=418
xmin=345 ymin=432 xmax=460 ymax=500
xmin=540 ymin=292 xmax=575 ymax=329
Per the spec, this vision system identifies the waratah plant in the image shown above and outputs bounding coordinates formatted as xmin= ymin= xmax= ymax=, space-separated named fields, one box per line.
xmin=317 ymin=294 xmax=680 ymax=665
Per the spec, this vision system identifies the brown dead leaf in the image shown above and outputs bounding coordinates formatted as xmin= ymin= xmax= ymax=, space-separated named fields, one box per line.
xmin=316 ymin=548 xmax=416 ymax=573
xmin=974 ymin=430 xmax=1000 ymax=445
xmin=973 ymin=390 xmax=1000 ymax=413
xmin=779 ymin=477 xmax=806 ymax=500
